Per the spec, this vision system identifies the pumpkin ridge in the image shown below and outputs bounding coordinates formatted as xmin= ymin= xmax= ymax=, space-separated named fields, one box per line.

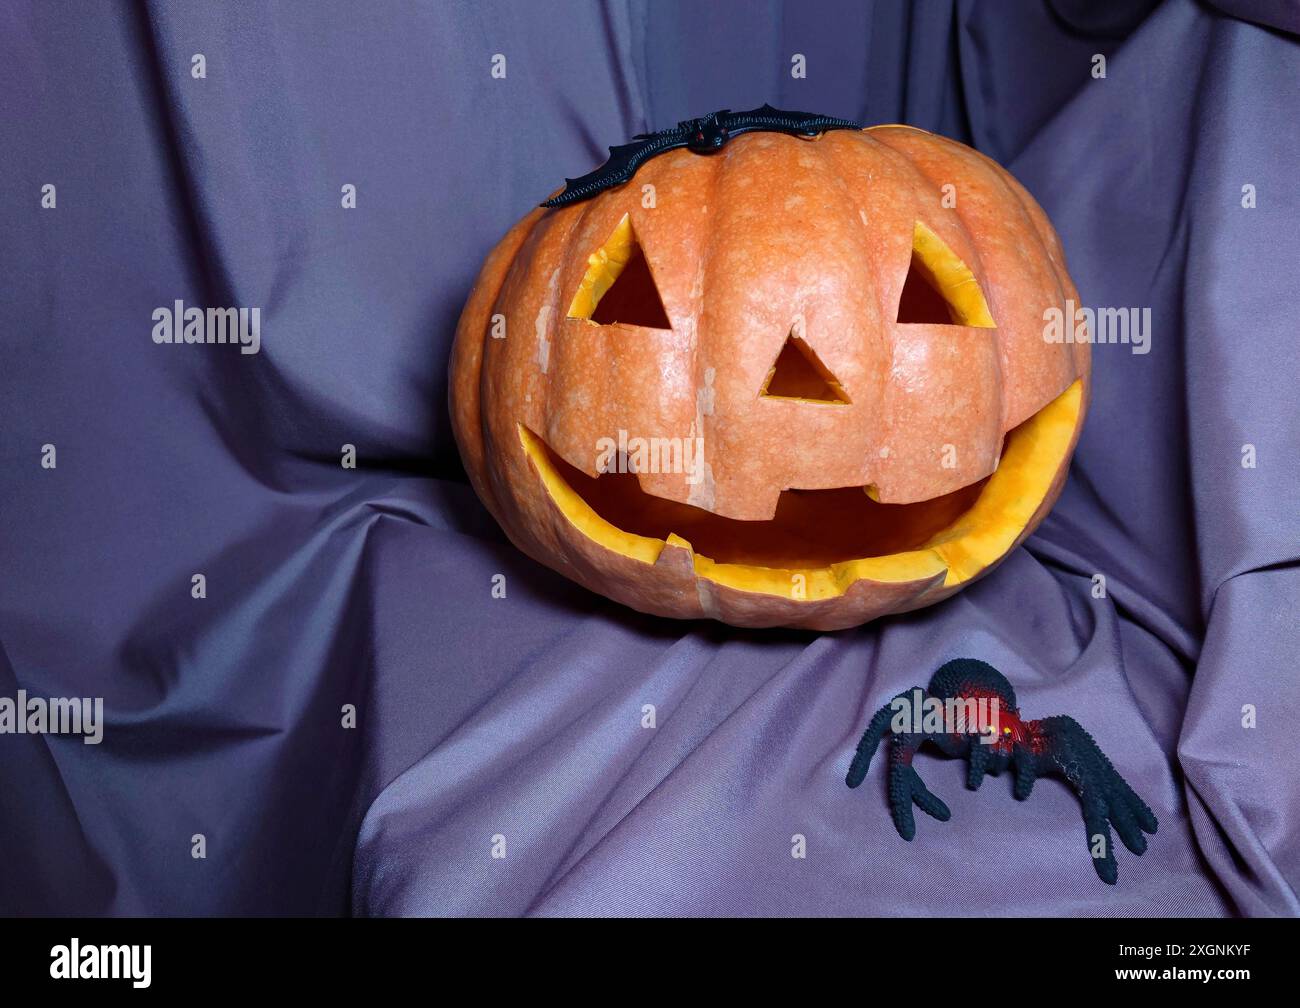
xmin=451 ymin=207 xmax=546 ymax=518
xmin=695 ymin=133 xmax=893 ymax=515
xmin=690 ymin=139 xmax=728 ymax=498
xmin=537 ymin=196 xmax=600 ymax=459
xmin=848 ymin=128 xmax=990 ymax=305
xmin=833 ymin=131 xmax=1006 ymax=497
xmin=948 ymin=144 xmax=1074 ymax=410
xmin=872 ymin=127 xmax=1080 ymax=429
xmin=980 ymin=160 xmax=1078 ymax=369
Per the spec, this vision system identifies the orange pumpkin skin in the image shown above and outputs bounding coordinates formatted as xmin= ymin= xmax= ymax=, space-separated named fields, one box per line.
xmin=451 ymin=126 xmax=1089 ymax=630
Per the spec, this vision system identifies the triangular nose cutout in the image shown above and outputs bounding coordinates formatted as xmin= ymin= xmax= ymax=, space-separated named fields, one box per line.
xmin=567 ymin=214 xmax=672 ymax=329
xmin=760 ymin=331 xmax=850 ymax=404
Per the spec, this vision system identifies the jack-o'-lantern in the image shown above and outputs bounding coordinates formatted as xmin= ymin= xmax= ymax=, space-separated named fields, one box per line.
xmin=450 ymin=114 xmax=1088 ymax=630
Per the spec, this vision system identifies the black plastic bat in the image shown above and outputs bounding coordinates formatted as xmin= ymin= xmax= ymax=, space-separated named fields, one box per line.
xmin=540 ymin=104 xmax=860 ymax=208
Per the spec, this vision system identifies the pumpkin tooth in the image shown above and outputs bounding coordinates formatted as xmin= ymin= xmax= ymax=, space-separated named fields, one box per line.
xmin=653 ymin=533 xmax=697 ymax=578
xmin=664 ymin=533 xmax=695 ymax=555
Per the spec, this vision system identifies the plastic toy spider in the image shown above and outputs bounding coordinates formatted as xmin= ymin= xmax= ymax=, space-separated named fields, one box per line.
xmin=846 ymin=658 xmax=1157 ymax=884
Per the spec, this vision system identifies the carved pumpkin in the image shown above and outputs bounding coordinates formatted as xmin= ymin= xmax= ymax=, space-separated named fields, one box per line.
xmin=451 ymin=125 xmax=1088 ymax=630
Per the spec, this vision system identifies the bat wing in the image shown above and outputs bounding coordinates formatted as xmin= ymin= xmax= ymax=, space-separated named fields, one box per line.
xmin=722 ymin=104 xmax=859 ymax=137
xmin=541 ymin=131 xmax=687 ymax=208
xmin=538 ymin=106 xmax=859 ymax=208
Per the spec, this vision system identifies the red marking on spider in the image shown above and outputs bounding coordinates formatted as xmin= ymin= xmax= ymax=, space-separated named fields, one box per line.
xmin=951 ymin=685 xmax=1047 ymax=755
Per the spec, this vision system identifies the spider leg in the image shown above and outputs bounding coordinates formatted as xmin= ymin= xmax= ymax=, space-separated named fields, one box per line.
xmin=1094 ymin=743 xmax=1160 ymax=836
xmin=966 ymin=740 xmax=990 ymax=790
xmin=1081 ymin=792 xmax=1119 ymax=885
xmin=1109 ymin=800 xmax=1149 ymax=857
xmin=887 ymin=734 xmax=951 ymax=840
xmin=846 ymin=686 xmax=924 ymax=788
xmin=1034 ymin=715 xmax=1158 ymax=884
xmin=845 ymin=702 xmax=893 ymax=788
xmin=1012 ymin=743 xmax=1037 ymax=800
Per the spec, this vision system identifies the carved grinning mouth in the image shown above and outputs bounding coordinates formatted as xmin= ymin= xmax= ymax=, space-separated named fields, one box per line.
xmin=519 ymin=378 xmax=1082 ymax=602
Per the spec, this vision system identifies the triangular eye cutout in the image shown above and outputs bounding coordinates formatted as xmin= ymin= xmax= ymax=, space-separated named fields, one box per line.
xmin=567 ymin=214 xmax=671 ymax=329
xmin=897 ymin=252 xmax=959 ymax=324
xmin=760 ymin=330 xmax=850 ymax=404
xmin=895 ymin=221 xmax=996 ymax=327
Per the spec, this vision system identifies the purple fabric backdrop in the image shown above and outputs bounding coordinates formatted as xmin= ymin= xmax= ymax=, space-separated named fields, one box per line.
xmin=1 ymin=0 xmax=1296 ymax=916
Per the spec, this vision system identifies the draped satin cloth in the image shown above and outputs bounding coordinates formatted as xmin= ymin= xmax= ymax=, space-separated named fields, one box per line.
xmin=1 ymin=0 xmax=1296 ymax=916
